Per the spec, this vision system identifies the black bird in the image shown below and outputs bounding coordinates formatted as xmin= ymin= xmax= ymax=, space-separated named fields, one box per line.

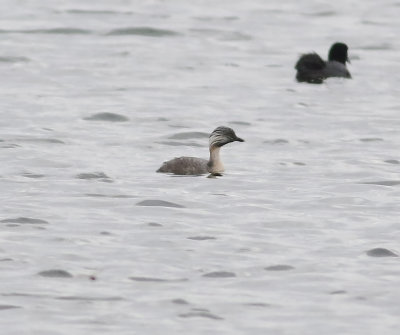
xmin=295 ymin=42 xmax=351 ymax=84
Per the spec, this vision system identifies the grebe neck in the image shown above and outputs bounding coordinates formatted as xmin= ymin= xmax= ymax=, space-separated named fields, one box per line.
xmin=207 ymin=146 xmax=224 ymax=174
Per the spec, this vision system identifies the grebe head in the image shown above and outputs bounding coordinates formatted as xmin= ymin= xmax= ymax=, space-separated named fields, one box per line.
xmin=328 ymin=42 xmax=349 ymax=64
xmin=209 ymin=126 xmax=244 ymax=148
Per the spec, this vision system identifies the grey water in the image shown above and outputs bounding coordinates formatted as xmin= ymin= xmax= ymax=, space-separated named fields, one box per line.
xmin=1 ymin=0 xmax=400 ymax=334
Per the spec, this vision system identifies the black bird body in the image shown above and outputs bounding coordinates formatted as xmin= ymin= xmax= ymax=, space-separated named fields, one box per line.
xmin=295 ymin=42 xmax=351 ymax=84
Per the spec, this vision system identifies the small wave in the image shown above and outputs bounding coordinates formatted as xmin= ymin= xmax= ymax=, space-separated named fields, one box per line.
xmin=1 ymin=217 xmax=48 ymax=224
xmin=130 ymin=276 xmax=187 ymax=282
xmin=168 ymin=132 xmax=209 ymax=140
xmin=359 ymin=43 xmax=392 ymax=50
xmin=106 ymin=27 xmax=179 ymax=37
xmin=384 ymin=159 xmax=400 ymax=164
xmin=360 ymin=138 xmax=383 ymax=142
xmin=83 ymin=112 xmax=129 ymax=122
xmin=85 ymin=193 xmax=135 ymax=198
xmin=172 ymin=298 xmax=189 ymax=305
xmin=0 ymin=305 xmax=21 ymax=310
xmin=187 ymin=236 xmax=216 ymax=240
xmin=264 ymin=139 xmax=289 ymax=145
xmin=203 ymin=271 xmax=236 ymax=278
xmin=76 ymin=172 xmax=112 ymax=182
xmin=21 ymin=172 xmax=45 ymax=178
xmin=229 ymin=121 xmax=251 ymax=126
xmin=57 ymin=296 xmax=123 ymax=301
xmin=179 ymin=312 xmax=223 ymax=320
xmin=136 ymin=200 xmax=185 ymax=208
xmin=157 ymin=141 xmax=203 ymax=147
xmin=366 ymin=248 xmax=398 ymax=257
xmin=304 ymin=10 xmax=337 ymax=17
xmin=66 ymin=9 xmax=133 ymax=15
xmin=16 ymin=138 xmax=65 ymax=144
xmin=330 ymin=290 xmax=347 ymax=295
xmin=24 ymin=28 xmax=92 ymax=35
xmin=265 ymin=265 xmax=294 ymax=271
xmin=363 ymin=180 xmax=400 ymax=186
xmin=38 ymin=269 xmax=73 ymax=278
xmin=0 ymin=56 xmax=30 ymax=63
xmin=148 ymin=222 xmax=163 ymax=227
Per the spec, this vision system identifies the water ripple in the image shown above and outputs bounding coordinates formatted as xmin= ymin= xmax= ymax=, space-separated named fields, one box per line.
xmin=366 ymin=248 xmax=398 ymax=257
xmin=38 ymin=269 xmax=73 ymax=278
xmin=106 ymin=27 xmax=180 ymax=37
xmin=83 ymin=112 xmax=129 ymax=122
xmin=1 ymin=217 xmax=48 ymax=224
xmin=136 ymin=200 xmax=185 ymax=208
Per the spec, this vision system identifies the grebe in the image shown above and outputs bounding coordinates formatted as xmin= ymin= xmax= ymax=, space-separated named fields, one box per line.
xmin=157 ymin=126 xmax=244 ymax=175
xmin=295 ymin=42 xmax=351 ymax=84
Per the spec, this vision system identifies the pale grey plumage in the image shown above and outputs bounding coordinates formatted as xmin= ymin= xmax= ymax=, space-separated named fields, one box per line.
xmin=157 ymin=126 xmax=244 ymax=175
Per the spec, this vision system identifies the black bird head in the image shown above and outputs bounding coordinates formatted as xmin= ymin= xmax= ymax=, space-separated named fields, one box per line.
xmin=328 ymin=42 xmax=349 ymax=64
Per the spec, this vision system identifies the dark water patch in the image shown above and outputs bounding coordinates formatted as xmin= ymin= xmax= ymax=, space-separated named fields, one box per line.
xmin=21 ymin=172 xmax=45 ymax=179
xmin=179 ymin=312 xmax=223 ymax=320
xmin=360 ymin=138 xmax=383 ymax=142
xmin=172 ymin=298 xmax=189 ymax=305
xmin=293 ymin=162 xmax=306 ymax=166
xmin=203 ymin=271 xmax=236 ymax=278
xmin=264 ymin=138 xmax=289 ymax=145
xmin=366 ymin=248 xmax=398 ymax=257
xmin=244 ymin=302 xmax=271 ymax=307
xmin=130 ymin=276 xmax=187 ymax=282
xmin=157 ymin=141 xmax=203 ymax=147
xmin=168 ymin=132 xmax=208 ymax=140
xmin=361 ymin=20 xmax=386 ymax=26
xmin=106 ymin=27 xmax=179 ymax=37
xmin=3 ymin=292 xmax=50 ymax=298
xmin=0 ymin=56 xmax=30 ymax=63
xmin=1 ymin=217 xmax=48 ymax=224
xmin=187 ymin=236 xmax=216 ymax=241
xmin=66 ymin=9 xmax=133 ymax=15
xmin=194 ymin=16 xmax=239 ymax=22
xmin=359 ymin=43 xmax=392 ymax=50
xmin=100 ymin=231 xmax=112 ymax=235
xmin=363 ymin=180 xmax=400 ymax=186
xmin=1 ymin=143 xmax=20 ymax=149
xmin=220 ymin=31 xmax=252 ymax=41
xmin=229 ymin=121 xmax=251 ymax=126
xmin=22 ymin=28 xmax=92 ymax=34
xmin=18 ymin=138 xmax=65 ymax=144
xmin=85 ymin=193 xmax=135 ymax=198
xmin=57 ymin=296 xmax=123 ymax=301
xmin=192 ymin=308 xmax=209 ymax=312
xmin=83 ymin=112 xmax=129 ymax=122
xmin=76 ymin=172 xmax=112 ymax=182
xmin=384 ymin=159 xmax=399 ymax=164
xmin=0 ymin=305 xmax=21 ymax=310
xmin=330 ymin=290 xmax=347 ymax=295
xmin=265 ymin=265 xmax=294 ymax=271
xmin=304 ymin=10 xmax=337 ymax=16
xmin=136 ymin=200 xmax=185 ymax=208
xmin=355 ymin=296 xmax=367 ymax=301
xmin=148 ymin=222 xmax=163 ymax=227
xmin=38 ymin=269 xmax=73 ymax=278
xmin=0 ymin=258 xmax=13 ymax=262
